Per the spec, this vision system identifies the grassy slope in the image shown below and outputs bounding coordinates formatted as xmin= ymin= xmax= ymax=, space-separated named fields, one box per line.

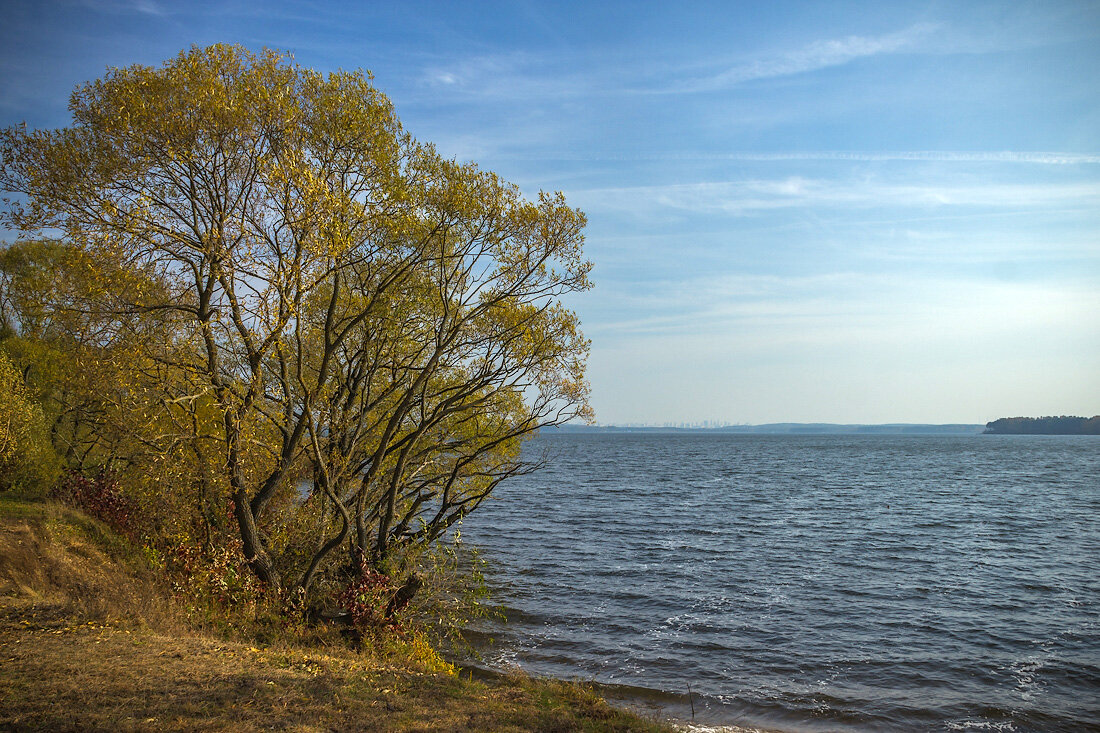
xmin=0 ymin=498 xmax=674 ymax=732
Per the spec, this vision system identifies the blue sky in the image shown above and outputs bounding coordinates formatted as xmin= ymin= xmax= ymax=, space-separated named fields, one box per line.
xmin=2 ymin=1 xmax=1098 ymax=424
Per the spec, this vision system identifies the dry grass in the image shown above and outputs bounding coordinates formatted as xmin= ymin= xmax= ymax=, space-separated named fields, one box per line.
xmin=0 ymin=498 xmax=675 ymax=732
xmin=0 ymin=499 xmax=172 ymax=626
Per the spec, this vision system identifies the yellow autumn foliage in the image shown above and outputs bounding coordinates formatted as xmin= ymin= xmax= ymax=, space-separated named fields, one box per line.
xmin=0 ymin=350 xmax=59 ymax=494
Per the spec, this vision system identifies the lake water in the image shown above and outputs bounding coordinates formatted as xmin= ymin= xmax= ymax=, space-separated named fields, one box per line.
xmin=458 ymin=433 xmax=1100 ymax=732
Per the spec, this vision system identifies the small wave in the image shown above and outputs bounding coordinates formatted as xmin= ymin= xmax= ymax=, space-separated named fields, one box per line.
xmin=945 ymin=719 xmax=1018 ymax=731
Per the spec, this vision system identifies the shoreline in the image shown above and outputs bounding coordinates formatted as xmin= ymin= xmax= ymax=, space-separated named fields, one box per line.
xmin=461 ymin=661 xmax=787 ymax=733
xmin=0 ymin=499 xmax=675 ymax=732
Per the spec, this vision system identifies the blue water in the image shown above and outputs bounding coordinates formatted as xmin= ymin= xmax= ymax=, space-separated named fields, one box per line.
xmin=459 ymin=433 xmax=1100 ymax=731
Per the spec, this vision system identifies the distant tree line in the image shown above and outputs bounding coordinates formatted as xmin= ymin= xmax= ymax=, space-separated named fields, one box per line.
xmin=984 ymin=416 xmax=1100 ymax=435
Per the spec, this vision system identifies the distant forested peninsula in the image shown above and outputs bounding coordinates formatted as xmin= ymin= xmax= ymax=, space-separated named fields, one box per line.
xmin=984 ymin=416 xmax=1100 ymax=435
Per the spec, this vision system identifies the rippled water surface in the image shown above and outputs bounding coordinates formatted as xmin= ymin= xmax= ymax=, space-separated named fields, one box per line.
xmin=459 ymin=434 xmax=1100 ymax=731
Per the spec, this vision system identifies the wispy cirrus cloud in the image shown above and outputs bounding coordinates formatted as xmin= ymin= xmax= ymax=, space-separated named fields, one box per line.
xmin=483 ymin=150 xmax=1100 ymax=165
xmin=418 ymin=23 xmax=942 ymax=101
xmin=418 ymin=52 xmax=594 ymax=100
xmin=572 ymin=178 xmax=1100 ymax=217
xmin=422 ymin=55 xmax=514 ymax=89
xmin=585 ymin=270 xmax=1100 ymax=342
xmin=658 ymin=23 xmax=939 ymax=93
xmin=680 ymin=151 xmax=1100 ymax=165
xmin=76 ymin=0 xmax=169 ymax=16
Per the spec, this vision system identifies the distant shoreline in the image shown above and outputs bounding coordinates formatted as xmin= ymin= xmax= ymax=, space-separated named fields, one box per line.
xmin=983 ymin=416 xmax=1100 ymax=435
xmin=548 ymin=423 xmax=986 ymax=435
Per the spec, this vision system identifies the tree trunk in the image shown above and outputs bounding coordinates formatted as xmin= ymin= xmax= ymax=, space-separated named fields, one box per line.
xmin=384 ymin=574 xmax=422 ymax=619
xmin=233 ymin=486 xmax=281 ymax=593
xmin=224 ymin=409 xmax=281 ymax=594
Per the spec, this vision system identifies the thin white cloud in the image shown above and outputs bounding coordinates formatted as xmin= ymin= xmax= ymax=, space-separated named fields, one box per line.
xmin=415 ymin=23 xmax=941 ymax=102
xmin=586 ymin=271 xmax=1100 ymax=344
xmin=701 ymin=151 xmax=1100 ymax=165
xmin=573 ymin=179 xmax=1100 ymax=217
xmin=421 ymin=56 xmax=510 ymax=90
xmin=666 ymin=23 xmax=939 ymax=93
xmin=77 ymin=0 xmax=168 ymax=16
xmin=487 ymin=151 xmax=1100 ymax=165
xmin=417 ymin=53 xmax=594 ymax=100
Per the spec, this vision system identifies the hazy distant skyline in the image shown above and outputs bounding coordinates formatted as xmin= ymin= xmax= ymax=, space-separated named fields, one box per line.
xmin=2 ymin=1 xmax=1098 ymax=424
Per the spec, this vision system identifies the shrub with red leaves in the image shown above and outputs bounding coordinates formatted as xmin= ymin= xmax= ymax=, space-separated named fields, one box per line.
xmin=336 ymin=566 xmax=400 ymax=632
xmin=52 ymin=468 xmax=140 ymax=541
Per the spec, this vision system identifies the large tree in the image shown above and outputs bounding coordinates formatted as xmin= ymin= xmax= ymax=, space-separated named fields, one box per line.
xmin=1 ymin=45 xmax=591 ymax=598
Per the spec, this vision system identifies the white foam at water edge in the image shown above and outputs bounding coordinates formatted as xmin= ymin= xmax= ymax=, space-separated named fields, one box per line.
xmin=945 ymin=722 xmax=1017 ymax=731
xmin=680 ymin=724 xmax=777 ymax=733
